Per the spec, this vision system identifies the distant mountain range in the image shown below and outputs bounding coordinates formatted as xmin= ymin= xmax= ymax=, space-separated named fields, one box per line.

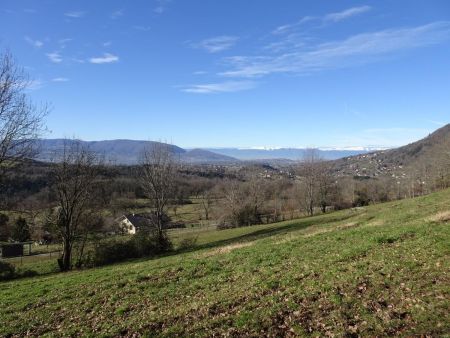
xmin=34 ymin=139 xmax=387 ymax=165
xmin=34 ymin=139 xmax=238 ymax=165
xmin=203 ymin=147 xmax=382 ymax=161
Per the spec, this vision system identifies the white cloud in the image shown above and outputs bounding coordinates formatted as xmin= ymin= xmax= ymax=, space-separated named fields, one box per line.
xmin=272 ymin=6 xmax=371 ymax=35
xmin=181 ymin=80 xmax=257 ymax=94
xmin=328 ymin=127 xmax=432 ymax=148
xmin=193 ymin=36 xmax=239 ymax=53
xmin=26 ymin=79 xmax=44 ymax=90
xmin=425 ymin=119 xmax=446 ymax=126
xmin=24 ymin=36 xmax=43 ymax=48
xmin=51 ymin=77 xmax=69 ymax=82
xmin=89 ymin=53 xmax=119 ymax=64
xmin=221 ymin=21 xmax=450 ymax=77
xmin=154 ymin=0 xmax=171 ymax=14
xmin=133 ymin=25 xmax=151 ymax=31
xmin=58 ymin=38 xmax=72 ymax=44
xmin=272 ymin=17 xmax=315 ymax=35
xmin=324 ymin=6 xmax=372 ymax=23
xmin=46 ymin=52 xmax=63 ymax=63
xmin=64 ymin=11 xmax=85 ymax=18
xmin=103 ymin=41 xmax=112 ymax=47
xmin=111 ymin=9 xmax=123 ymax=19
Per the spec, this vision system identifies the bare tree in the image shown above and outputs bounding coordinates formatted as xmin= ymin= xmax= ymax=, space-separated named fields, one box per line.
xmin=53 ymin=140 xmax=102 ymax=271
xmin=0 ymin=51 xmax=47 ymax=182
xmin=139 ymin=143 xmax=177 ymax=243
xmin=247 ymin=177 xmax=266 ymax=221
xmin=316 ymin=161 xmax=334 ymax=213
xmin=200 ymin=190 xmax=214 ymax=221
xmin=297 ymin=149 xmax=322 ymax=216
xmin=217 ymin=180 xmax=246 ymax=227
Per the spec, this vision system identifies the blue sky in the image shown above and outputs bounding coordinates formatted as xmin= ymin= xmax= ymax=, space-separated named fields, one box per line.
xmin=1 ymin=0 xmax=449 ymax=148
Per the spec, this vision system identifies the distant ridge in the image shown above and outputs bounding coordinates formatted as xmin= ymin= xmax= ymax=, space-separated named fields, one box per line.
xmin=204 ymin=147 xmax=376 ymax=161
xmin=35 ymin=139 xmax=239 ymax=165
xmin=331 ymin=123 xmax=450 ymax=177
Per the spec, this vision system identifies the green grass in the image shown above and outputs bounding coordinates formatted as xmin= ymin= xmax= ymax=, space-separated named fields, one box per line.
xmin=1 ymin=189 xmax=449 ymax=336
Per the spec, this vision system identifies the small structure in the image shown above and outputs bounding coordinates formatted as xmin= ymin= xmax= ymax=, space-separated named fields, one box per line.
xmin=117 ymin=214 xmax=155 ymax=235
xmin=0 ymin=242 xmax=33 ymax=258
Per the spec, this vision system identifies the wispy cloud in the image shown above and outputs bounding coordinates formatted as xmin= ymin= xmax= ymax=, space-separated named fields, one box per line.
xmin=64 ymin=11 xmax=85 ymax=18
xmin=181 ymin=80 xmax=257 ymax=94
xmin=26 ymin=79 xmax=44 ymax=90
xmin=51 ymin=77 xmax=69 ymax=82
xmin=272 ymin=17 xmax=315 ymax=35
xmin=272 ymin=6 xmax=371 ymax=35
xmin=192 ymin=36 xmax=239 ymax=53
xmin=111 ymin=9 xmax=124 ymax=19
xmin=154 ymin=0 xmax=171 ymax=14
xmin=103 ymin=41 xmax=112 ymax=47
xmin=24 ymin=36 xmax=43 ymax=48
xmin=221 ymin=21 xmax=450 ymax=77
xmin=336 ymin=127 xmax=432 ymax=148
xmin=133 ymin=25 xmax=151 ymax=31
xmin=46 ymin=52 xmax=63 ymax=63
xmin=425 ymin=119 xmax=446 ymax=126
xmin=324 ymin=6 xmax=371 ymax=23
xmin=89 ymin=53 xmax=119 ymax=64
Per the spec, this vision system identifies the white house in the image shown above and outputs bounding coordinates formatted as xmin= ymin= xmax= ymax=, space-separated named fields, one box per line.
xmin=117 ymin=214 xmax=153 ymax=235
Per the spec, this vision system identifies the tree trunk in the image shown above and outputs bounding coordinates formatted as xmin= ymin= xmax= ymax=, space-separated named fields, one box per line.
xmin=60 ymin=238 xmax=71 ymax=271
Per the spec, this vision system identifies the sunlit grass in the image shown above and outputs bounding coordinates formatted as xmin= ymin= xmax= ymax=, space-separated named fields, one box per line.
xmin=1 ymin=189 xmax=449 ymax=336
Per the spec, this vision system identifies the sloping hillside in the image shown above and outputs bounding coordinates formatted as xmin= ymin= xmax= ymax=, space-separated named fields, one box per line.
xmin=1 ymin=189 xmax=449 ymax=336
xmin=332 ymin=124 xmax=450 ymax=178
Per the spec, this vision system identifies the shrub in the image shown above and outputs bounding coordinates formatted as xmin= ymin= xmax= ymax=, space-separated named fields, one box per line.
xmin=177 ymin=235 xmax=198 ymax=250
xmin=90 ymin=239 xmax=137 ymax=266
xmin=0 ymin=261 xmax=38 ymax=281
xmin=0 ymin=260 xmax=16 ymax=281
xmin=89 ymin=231 xmax=172 ymax=267
xmin=222 ymin=205 xmax=262 ymax=228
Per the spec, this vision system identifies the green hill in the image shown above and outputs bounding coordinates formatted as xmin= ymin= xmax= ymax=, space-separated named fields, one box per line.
xmin=1 ymin=189 xmax=450 ymax=336
xmin=332 ymin=123 xmax=450 ymax=178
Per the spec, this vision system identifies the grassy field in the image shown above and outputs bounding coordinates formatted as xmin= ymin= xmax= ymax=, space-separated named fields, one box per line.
xmin=0 ymin=189 xmax=449 ymax=337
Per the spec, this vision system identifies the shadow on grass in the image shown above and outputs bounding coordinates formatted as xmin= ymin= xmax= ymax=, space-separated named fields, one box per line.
xmin=175 ymin=211 xmax=359 ymax=255
xmin=1 ymin=211 xmax=360 ymax=282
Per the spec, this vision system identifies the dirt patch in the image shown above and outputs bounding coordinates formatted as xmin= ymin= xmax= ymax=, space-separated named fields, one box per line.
xmin=303 ymin=227 xmax=333 ymax=238
xmin=200 ymin=242 xmax=255 ymax=257
xmin=367 ymin=219 xmax=385 ymax=227
xmin=427 ymin=211 xmax=450 ymax=223
xmin=337 ymin=222 xmax=360 ymax=230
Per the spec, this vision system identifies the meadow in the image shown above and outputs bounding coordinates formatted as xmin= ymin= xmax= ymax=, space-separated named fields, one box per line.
xmin=0 ymin=189 xmax=449 ymax=336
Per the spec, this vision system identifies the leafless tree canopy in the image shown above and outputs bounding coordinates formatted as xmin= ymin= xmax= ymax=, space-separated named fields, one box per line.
xmin=53 ymin=140 xmax=103 ymax=271
xmin=0 ymin=51 xmax=47 ymax=176
xmin=139 ymin=143 xmax=178 ymax=239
